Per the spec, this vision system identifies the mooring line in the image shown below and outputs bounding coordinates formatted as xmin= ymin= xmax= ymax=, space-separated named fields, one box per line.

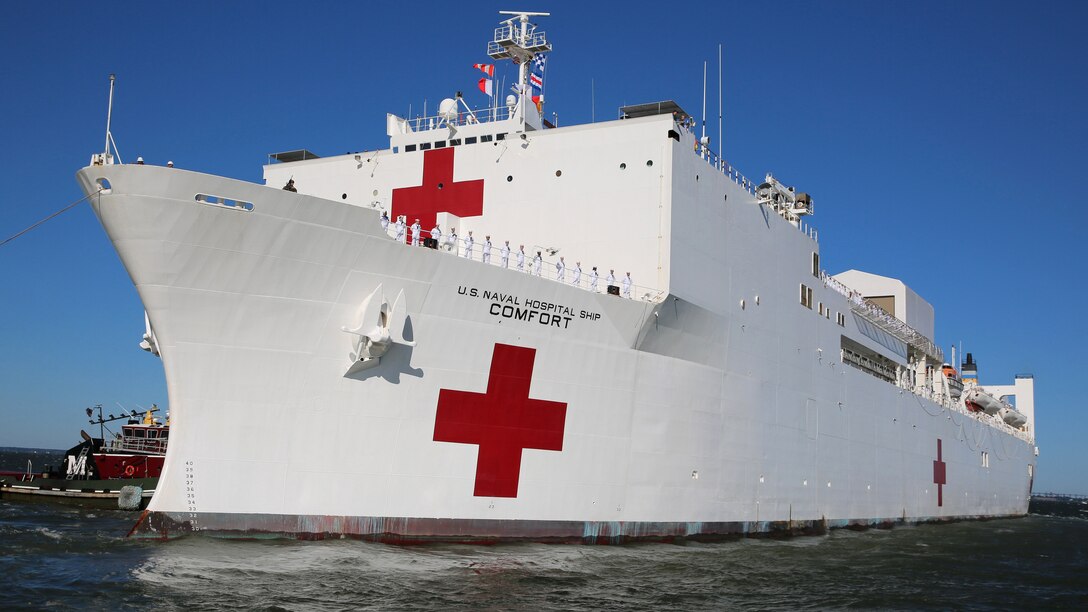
xmin=0 ymin=190 xmax=100 ymax=249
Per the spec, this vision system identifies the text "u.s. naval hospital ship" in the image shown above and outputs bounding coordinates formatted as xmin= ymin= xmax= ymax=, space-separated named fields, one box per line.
xmin=76 ymin=11 xmax=1037 ymax=542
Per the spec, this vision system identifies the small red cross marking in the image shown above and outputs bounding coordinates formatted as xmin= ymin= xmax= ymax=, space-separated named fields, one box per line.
xmin=433 ymin=343 xmax=567 ymax=498
xmin=391 ymin=148 xmax=484 ymax=243
xmin=933 ymin=438 xmax=946 ymax=507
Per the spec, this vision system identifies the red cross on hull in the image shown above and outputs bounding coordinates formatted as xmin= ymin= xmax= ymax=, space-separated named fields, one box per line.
xmin=433 ymin=343 xmax=567 ymax=498
xmin=933 ymin=438 xmax=947 ymax=507
xmin=391 ymin=148 xmax=484 ymax=243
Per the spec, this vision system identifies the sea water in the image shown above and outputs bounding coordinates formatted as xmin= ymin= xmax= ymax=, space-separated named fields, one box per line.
xmin=3 ymin=448 xmax=1085 ymax=610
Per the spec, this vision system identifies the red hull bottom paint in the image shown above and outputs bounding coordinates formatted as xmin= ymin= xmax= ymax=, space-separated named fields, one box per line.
xmin=127 ymin=510 xmax=1029 ymax=544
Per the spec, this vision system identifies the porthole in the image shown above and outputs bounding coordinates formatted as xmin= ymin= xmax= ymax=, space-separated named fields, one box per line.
xmin=437 ymin=183 xmax=444 ymax=190
xmin=342 ymin=193 xmax=347 ymax=200
xmin=619 ymin=163 xmax=627 ymax=170
xmin=372 ymin=189 xmax=378 ymax=196
xmin=724 ymin=194 xmax=728 ymax=202
xmin=646 ymin=160 xmax=653 ymax=167
xmin=507 ymin=175 xmax=513 ymax=182
xmin=696 ymin=175 xmax=700 ymax=181
xmin=555 ymin=170 xmax=562 ymax=177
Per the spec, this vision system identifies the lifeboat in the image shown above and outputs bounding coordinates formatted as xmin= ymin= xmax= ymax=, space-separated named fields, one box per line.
xmin=941 ymin=364 xmax=964 ymax=399
xmin=963 ymin=387 xmax=1002 ymax=415
xmin=1000 ymin=406 xmax=1028 ymax=428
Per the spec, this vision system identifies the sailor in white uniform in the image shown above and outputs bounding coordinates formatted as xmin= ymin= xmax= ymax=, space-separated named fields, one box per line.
xmin=464 ymin=231 xmax=475 ymax=259
xmin=606 ymin=269 xmax=616 ymax=291
xmin=590 ymin=266 xmax=599 ymax=292
xmin=430 ymin=224 xmax=442 ymax=247
xmin=410 ymin=219 xmax=421 ymax=246
xmin=533 ymin=251 xmax=543 ymax=276
xmin=447 ymin=229 xmax=458 ymax=252
xmin=394 ymin=216 xmax=406 ymax=243
xmin=380 ymin=211 xmax=390 ymax=233
xmin=483 ymin=236 xmax=492 ymax=264
xmin=572 ymin=262 xmax=582 ymax=286
xmin=622 ymin=272 xmax=633 ymax=298
xmin=556 ymin=257 xmax=566 ymax=282
xmin=501 ymin=241 xmax=511 ymax=268
xmin=516 ymin=245 xmax=526 ymax=271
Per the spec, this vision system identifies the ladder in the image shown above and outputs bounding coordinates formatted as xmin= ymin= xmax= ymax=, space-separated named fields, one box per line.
xmin=66 ymin=446 xmax=90 ymax=480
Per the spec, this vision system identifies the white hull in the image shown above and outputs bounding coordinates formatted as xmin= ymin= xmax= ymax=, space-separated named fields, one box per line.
xmin=76 ymin=106 xmax=1034 ymax=542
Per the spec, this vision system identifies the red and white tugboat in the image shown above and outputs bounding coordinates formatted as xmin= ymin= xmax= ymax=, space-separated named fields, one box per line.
xmin=0 ymin=405 xmax=168 ymax=509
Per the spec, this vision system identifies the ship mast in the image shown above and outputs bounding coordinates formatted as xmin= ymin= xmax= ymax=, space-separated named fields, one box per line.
xmin=93 ymin=74 xmax=120 ymax=165
xmin=488 ymin=10 xmax=551 ymax=131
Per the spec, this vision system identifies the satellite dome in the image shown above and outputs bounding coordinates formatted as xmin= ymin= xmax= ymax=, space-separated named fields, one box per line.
xmin=438 ymin=98 xmax=458 ymax=121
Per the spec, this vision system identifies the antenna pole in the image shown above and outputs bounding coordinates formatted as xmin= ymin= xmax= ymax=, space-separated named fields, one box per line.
xmin=104 ymin=74 xmax=116 ymax=160
xmin=718 ymin=44 xmax=723 ymax=168
xmin=701 ymin=61 xmax=707 ymax=150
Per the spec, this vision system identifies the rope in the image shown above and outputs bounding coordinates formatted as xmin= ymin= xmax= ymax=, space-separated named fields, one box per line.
xmin=0 ymin=190 xmax=100 ymax=249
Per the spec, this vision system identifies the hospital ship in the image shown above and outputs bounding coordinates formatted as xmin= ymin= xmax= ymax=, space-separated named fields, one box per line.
xmin=76 ymin=11 xmax=1037 ymax=541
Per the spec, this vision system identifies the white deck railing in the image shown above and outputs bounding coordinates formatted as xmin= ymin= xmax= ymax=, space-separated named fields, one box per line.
xmin=386 ymin=227 xmax=666 ymax=304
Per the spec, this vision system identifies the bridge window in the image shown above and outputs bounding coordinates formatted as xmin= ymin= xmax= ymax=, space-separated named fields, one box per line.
xmin=404 ymin=144 xmax=417 ymax=152
xmin=420 ymin=143 xmax=432 ymax=150
xmin=481 ymin=135 xmax=493 ymax=142
xmin=465 ymin=137 xmax=478 ymax=144
xmin=434 ymin=141 xmax=446 ymax=148
xmin=800 ymin=284 xmax=813 ymax=309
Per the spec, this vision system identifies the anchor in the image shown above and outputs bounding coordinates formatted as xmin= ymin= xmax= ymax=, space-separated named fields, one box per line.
xmin=341 ymin=283 xmax=415 ymax=374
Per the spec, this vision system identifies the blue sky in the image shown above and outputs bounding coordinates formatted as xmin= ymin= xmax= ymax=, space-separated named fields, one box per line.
xmin=1 ymin=1 xmax=1085 ymax=494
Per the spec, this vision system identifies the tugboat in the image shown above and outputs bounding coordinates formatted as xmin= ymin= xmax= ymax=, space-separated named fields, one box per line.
xmin=0 ymin=405 xmax=167 ymax=509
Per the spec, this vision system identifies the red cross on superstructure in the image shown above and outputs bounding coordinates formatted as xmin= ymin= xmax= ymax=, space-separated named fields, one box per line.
xmin=933 ymin=438 xmax=947 ymax=507
xmin=433 ymin=343 xmax=567 ymax=498
xmin=391 ymin=147 xmax=484 ymax=243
